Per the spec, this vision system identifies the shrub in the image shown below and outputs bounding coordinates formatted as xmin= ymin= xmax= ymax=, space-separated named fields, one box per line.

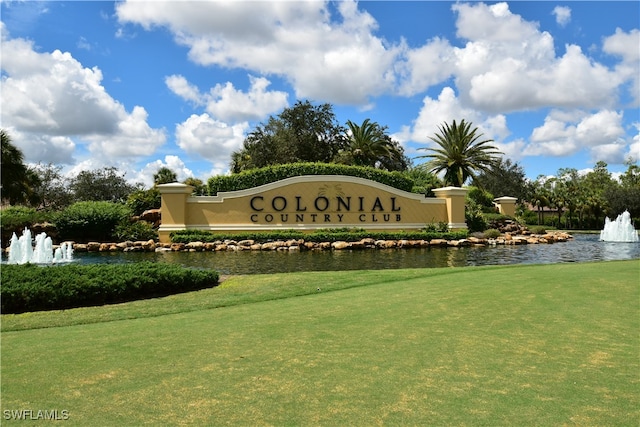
xmin=55 ymin=201 xmax=132 ymax=242
xmin=114 ymin=220 xmax=158 ymax=241
xmin=169 ymin=228 xmax=468 ymax=244
xmin=465 ymin=200 xmax=488 ymax=233
xmin=126 ymin=187 xmax=161 ymax=216
xmin=207 ymin=163 xmax=415 ymax=195
xmin=0 ymin=262 xmax=219 ymax=314
xmin=483 ymin=229 xmax=501 ymax=239
xmin=0 ymin=206 xmax=49 ymax=232
xmin=530 ymin=226 xmax=547 ymax=235
xmin=0 ymin=206 xmax=53 ymax=244
xmin=467 ymin=186 xmax=494 ymax=209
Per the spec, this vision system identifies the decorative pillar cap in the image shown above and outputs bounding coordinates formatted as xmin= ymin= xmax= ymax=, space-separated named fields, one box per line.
xmin=432 ymin=186 xmax=468 ymax=197
xmin=157 ymin=183 xmax=194 ymax=194
xmin=493 ymin=196 xmax=518 ymax=203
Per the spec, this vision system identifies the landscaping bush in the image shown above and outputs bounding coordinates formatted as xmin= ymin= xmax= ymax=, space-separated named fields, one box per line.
xmin=114 ymin=220 xmax=158 ymax=241
xmin=1 ymin=262 xmax=219 ymax=314
xmin=1 ymin=206 xmax=51 ymax=236
xmin=126 ymin=187 xmax=161 ymax=216
xmin=170 ymin=228 xmax=468 ymax=244
xmin=55 ymin=201 xmax=132 ymax=242
xmin=530 ymin=226 xmax=547 ymax=235
xmin=483 ymin=228 xmax=502 ymax=239
xmin=207 ymin=163 xmax=415 ymax=195
xmin=465 ymin=200 xmax=488 ymax=233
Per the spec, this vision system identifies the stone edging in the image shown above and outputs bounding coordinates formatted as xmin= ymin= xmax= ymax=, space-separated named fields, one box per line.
xmin=66 ymin=231 xmax=573 ymax=253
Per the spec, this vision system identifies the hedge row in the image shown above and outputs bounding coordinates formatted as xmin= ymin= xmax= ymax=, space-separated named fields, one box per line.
xmin=170 ymin=228 xmax=468 ymax=244
xmin=207 ymin=163 xmax=415 ymax=195
xmin=1 ymin=262 xmax=219 ymax=314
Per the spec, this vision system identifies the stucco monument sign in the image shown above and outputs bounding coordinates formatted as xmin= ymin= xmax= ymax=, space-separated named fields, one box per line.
xmin=157 ymin=175 xmax=472 ymax=243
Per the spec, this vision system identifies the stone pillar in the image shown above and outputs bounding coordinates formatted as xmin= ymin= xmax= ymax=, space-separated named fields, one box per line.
xmin=432 ymin=187 xmax=468 ymax=230
xmin=157 ymin=183 xmax=194 ymax=243
xmin=493 ymin=196 xmax=518 ymax=217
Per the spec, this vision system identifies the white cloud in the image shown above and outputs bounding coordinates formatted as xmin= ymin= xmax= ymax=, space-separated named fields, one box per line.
xmin=166 ymin=74 xmax=289 ymax=123
xmin=133 ymin=155 xmax=195 ymax=188
xmin=175 ymin=113 xmax=248 ymax=172
xmin=4 ymin=127 xmax=76 ymax=164
xmin=165 ymin=75 xmax=202 ymax=105
xmin=409 ymin=87 xmax=494 ymax=145
xmin=574 ymin=110 xmax=625 ymax=147
xmin=525 ymin=109 xmax=626 ymax=158
xmin=0 ymin=31 xmax=166 ymax=164
xmin=396 ymin=37 xmax=455 ymax=96
xmin=205 ymin=76 xmax=289 ymax=123
xmin=451 ymin=3 xmax=620 ymax=113
xmin=117 ymin=0 xmax=633 ymax=118
xmin=552 ymin=6 xmax=571 ymax=27
xmin=603 ymin=28 xmax=640 ymax=106
xmin=117 ymin=0 xmax=400 ymax=105
xmin=603 ymin=28 xmax=640 ymax=63
xmin=626 ymin=123 xmax=640 ymax=162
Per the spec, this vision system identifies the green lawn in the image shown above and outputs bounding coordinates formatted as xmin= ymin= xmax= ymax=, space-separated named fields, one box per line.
xmin=1 ymin=260 xmax=638 ymax=426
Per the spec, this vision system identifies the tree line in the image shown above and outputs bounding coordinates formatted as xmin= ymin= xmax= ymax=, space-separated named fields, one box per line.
xmin=2 ymin=99 xmax=638 ymax=231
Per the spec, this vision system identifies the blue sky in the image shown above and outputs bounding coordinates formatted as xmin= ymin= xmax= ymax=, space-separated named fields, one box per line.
xmin=1 ymin=1 xmax=638 ymax=187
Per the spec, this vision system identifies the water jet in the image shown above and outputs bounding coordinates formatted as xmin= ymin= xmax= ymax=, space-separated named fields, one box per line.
xmin=6 ymin=228 xmax=74 ymax=264
xmin=599 ymin=211 xmax=639 ymax=243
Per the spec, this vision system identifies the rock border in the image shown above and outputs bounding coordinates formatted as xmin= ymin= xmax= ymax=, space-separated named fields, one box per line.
xmin=57 ymin=231 xmax=572 ymax=253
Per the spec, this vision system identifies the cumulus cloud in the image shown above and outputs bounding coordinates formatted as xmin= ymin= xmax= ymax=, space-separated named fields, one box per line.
xmin=603 ymin=28 xmax=640 ymax=106
xmin=452 ymin=2 xmax=620 ymax=113
xmin=133 ymin=155 xmax=196 ymax=187
xmin=552 ymin=6 xmax=571 ymax=27
xmin=175 ymin=113 xmax=248 ymax=173
xmin=117 ymin=0 xmax=634 ymax=116
xmin=525 ymin=109 xmax=626 ymax=160
xmin=117 ymin=0 xmax=399 ymax=105
xmin=0 ymin=31 xmax=166 ymax=164
xmin=166 ymin=74 xmax=288 ymax=123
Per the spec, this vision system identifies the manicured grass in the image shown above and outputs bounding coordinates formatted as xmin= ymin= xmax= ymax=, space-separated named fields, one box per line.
xmin=1 ymin=260 xmax=638 ymax=425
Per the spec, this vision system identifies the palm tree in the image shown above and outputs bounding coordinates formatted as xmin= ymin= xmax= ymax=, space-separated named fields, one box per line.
xmin=417 ymin=119 xmax=502 ymax=187
xmin=153 ymin=167 xmax=177 ymax=185
xmin=342 ymin=119 xmax=394 ymax=168
xmin=1 ymin=129 xmax=40 ymax=205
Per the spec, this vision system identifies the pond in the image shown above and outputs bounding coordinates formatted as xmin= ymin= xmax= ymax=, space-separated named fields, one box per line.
xmin=70 ymin=234 xmax=639 ymax=275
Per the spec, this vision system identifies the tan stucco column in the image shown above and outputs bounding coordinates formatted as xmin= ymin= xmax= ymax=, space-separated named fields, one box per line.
xmin=493 ymin=196 xmax=518 ymax=217
xmin=157 ymin=183 xmax=194 ymax=243
xmin=432 ymin=186 xmax=468 ymax=230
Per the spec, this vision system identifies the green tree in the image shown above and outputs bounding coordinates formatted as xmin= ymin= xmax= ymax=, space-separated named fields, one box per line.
xmin=619 ymin=158 xmax=640 ymax=189
xmin=530 ymin=178 xmax=550 ymax=225
xmin=30 ymin=163 xmax=73 ymax=211
xmin=582 ymin=161 xmax=614 ymax=226
xmin=337 ymin=119 xmax=409 ymax=171
xmin=404 ymin=165 xmax=442 ymax=195
xmin=603 ymin=160 xmax=640 ymax=220
xmin=69 ymin=167 xmax=137 ymax=203
xmin=154 ymin=167 xmax=178 ymax=185
xmin=1 ymin=129 xmax=40 ymax=205
xmin=231 ymin=100 xmax=346 ymax=172
xmin=474 ymin=158 xmax=530 ymax=201
xmin=183 ymin=177 xmax=207 ymax=195
xmin=417 ymin=119 xmax=502 ymax=187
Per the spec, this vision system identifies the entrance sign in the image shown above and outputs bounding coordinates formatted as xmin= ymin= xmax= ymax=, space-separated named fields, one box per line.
xmin=158 ymin=175 xmax=467 ymax=243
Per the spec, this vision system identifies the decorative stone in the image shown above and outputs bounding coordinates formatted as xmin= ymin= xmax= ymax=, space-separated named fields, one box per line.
xmin=331 ymin=241 xmax=351 ymax=250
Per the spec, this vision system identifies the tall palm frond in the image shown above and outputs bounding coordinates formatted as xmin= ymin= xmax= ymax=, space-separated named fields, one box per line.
xmin=417 ymin=119 xmax=502 ymax=187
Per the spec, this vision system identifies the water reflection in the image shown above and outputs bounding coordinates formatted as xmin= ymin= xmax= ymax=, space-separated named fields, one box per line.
xmin=67 ymin=234 xmax=639 ymax=275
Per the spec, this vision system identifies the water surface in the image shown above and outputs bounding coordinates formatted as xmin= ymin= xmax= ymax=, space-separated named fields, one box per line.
xmin=73 ymin=234 xmax=640 ymax=275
